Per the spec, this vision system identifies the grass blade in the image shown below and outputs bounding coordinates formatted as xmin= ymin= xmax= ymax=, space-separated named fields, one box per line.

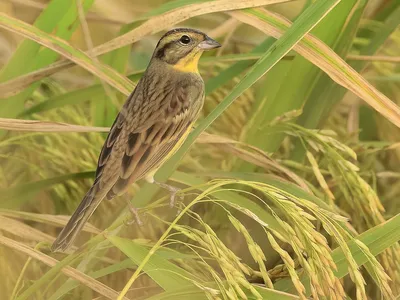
xmin=0 ymin=0 xmax=290 ymax=91
xmin=108 ymin=236 xmax=197 ymax=291
xmin=0 ymin=236 xmax=127 ymax=300
xmin=0 ymin=118 xmax=108 ymax=132
xmin=0 ymin=13 xmax=134 ymax=96
xmin=232 ymin=8 xmax=400 ymax=128
xmin=130 ymin=0 xmax=339 ymax=207
xmin=0 ymin=0 xmax=95 ymax=119
xmin=239 ymin=0 xmax=365 ymax=159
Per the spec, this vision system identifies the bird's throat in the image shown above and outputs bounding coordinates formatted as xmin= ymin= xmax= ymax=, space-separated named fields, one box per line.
xmin=173 ymin=51 xmax=202 ymax=73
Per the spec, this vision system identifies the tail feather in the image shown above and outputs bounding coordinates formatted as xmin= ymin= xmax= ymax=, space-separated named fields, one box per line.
xmin=51 ymin=184 xmax=105 ymax=252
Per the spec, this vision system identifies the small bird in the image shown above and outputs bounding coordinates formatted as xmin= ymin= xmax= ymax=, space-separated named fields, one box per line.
xmin=51 ymin=28 xmax=220 ymax=252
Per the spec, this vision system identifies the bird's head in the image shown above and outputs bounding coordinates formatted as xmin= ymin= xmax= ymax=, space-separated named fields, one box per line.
xmin=152 ymin=28 xmax=221 ymax=73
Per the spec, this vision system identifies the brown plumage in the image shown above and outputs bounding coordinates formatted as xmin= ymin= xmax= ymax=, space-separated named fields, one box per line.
xmin=52 ymin=28 xmax=220 ymax=252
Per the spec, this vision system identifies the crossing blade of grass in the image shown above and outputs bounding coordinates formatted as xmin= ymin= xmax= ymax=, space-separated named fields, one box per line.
xmin=231 ymin=8 xmax=400 ymax=128
xmin=0 ymin=0 xmax=95 ymax=119
xmin=290 ymin=0 xmax=368 ymax=162
xmin=2 ymin=51 xmax=273 ymax=100
xmin=0 ymin=236 xmax=128 ymax=300
xmin=0 ymin=13 xmax=134 ymax=96
xmin=5 ymin=51 xmax=269 ymax=110
xmin=239 ymin=0 xmax=364 ymax=160
xmin=0 ymin=118 xmax=109 ymax=132
xmin=129 ymin=0 xmax=339 ymax=209
xmin=108 ymin=236 xmax=198 ymax=291
xmin=291 ymin=2 xmax=400 ymax=161
xmin=92 ymin=0 xmax=289 ymax=56
xmin=0 ymin=0 xmax=70 ymax=82
xmin=275 ymin=213 xmax=400 ymax=295
xmin=205 ymin=37 xmax=276 ymax=96
xmin=0 ymin=0 xmax=290 ymax=92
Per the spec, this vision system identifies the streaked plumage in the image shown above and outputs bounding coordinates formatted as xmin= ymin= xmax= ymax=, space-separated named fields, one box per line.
xmin=52 ymin=28 xmax=220 ymax=252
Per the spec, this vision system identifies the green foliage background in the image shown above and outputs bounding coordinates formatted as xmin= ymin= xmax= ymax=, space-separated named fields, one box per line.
xmin=0 ymin=0 xmax=400 ymax=299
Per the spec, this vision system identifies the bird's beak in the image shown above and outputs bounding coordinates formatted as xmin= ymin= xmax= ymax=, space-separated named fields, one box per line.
xmin=198 ymin=36 xmax=221 ymax=50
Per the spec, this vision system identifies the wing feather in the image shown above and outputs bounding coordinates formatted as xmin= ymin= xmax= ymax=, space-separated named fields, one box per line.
xmin=95 ymin=77 xmax=203 ymax=201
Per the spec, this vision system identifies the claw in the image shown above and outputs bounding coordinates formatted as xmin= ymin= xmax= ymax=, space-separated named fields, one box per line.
xmin=169 ymin=190 xmax=184 ymax=208
xmin=124 ymin=217 xmax=135 ymax=226
xmin=125 ymin=198 xmax=143 ymax=226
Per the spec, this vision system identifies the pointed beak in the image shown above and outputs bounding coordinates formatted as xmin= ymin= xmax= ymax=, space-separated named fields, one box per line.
xmin=198 ymin=36 xmax=221 ymax=50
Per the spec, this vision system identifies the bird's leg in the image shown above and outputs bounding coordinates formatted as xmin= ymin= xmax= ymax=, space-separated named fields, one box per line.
xmin=124 ymin=198 xmax=143 ymax=226
xmin=146 ymin=176 xmax=183 ymax=207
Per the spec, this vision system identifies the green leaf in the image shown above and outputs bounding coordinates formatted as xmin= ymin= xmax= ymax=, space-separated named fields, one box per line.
xmin=243 ymin=0 xmax=364 ymax=162
xmin=0 ymin=12 xmax=134 ymax=96
xmin=291 ymin=0 xmax=367 ymax=160
xmin=49 ymin=247 xmax=203 ymax=300
xmin=108 ymin=236 xmax=197 ymax=291
xmin=0 ymin=172 xmax=94 ymax=209
xmin=130 ymin=0 xmax=340 ymax=208
xmin=0 ymin=0 xmax=95 ymax=119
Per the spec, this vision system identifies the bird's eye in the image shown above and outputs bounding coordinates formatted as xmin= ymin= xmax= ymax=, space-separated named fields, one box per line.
xmin=180 ymin=35 xmax=191 ymax=45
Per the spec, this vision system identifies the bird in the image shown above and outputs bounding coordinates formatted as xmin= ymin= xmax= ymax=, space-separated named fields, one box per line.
xmin=51 ymin=28 xmax=220 ymax=252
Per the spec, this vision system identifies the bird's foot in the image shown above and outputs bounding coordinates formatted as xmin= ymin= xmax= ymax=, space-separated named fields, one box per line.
xmin=124 ymin=199 xmax=143 ymax=226
xmin=147 ymin=178 xmax=183 ymax=207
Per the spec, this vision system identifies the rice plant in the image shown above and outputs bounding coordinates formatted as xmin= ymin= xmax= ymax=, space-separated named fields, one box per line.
xmin=0 ymin=0 xmax=399 ymax=299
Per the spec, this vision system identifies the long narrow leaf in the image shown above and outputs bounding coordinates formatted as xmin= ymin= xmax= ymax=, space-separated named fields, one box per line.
xmin=0 ymin=0 xmax=290 ymax=93
xmin=0 ymin=236 xmax=127 ymax=300
xmin=108 ymin=236 xmax=197 ymax=291
xmin=0 ymin=118 xmax=108 ymax=132
xmin=231 ymin=8 xmax=400 ymax=128
xmin=0 ymin=13 xmax=134 ymax=96
xmin=130 ymin=0 xmax=339 ymax=207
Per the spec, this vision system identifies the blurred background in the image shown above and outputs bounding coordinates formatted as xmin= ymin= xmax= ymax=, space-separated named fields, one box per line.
xmin=0 ymin=0 xmax=400 ymax=299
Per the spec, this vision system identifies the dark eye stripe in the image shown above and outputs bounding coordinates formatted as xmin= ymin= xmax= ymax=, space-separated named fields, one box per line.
xmin=154 ymin=37 xmax=194 ymax=64
xmin=155 ymin=41 xmax=174 ymax=59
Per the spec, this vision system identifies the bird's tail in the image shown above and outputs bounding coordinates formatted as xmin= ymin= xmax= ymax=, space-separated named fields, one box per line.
xmin=51 ymin=184 xmax=105 ymax=252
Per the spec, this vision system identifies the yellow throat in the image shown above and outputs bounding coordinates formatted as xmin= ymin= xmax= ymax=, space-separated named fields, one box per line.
xmin=173 ymin=50 xmax=202 ymax=73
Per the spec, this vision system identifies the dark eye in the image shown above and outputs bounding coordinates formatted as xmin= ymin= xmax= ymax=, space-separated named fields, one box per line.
xmin=180 ymin=35 xmax=191 ymax=44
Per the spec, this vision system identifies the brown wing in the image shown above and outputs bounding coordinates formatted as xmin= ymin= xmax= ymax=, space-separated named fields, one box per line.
xmin=93 ymin=79 xmax=203 ymax=201
xmin=106 ymin=84 xmax=203 ymax=200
